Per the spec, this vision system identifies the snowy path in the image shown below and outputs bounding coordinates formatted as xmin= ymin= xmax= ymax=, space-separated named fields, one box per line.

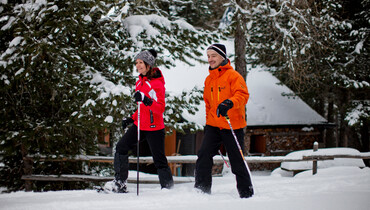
xmin=1 ymin=167 xmax=369 ymax=210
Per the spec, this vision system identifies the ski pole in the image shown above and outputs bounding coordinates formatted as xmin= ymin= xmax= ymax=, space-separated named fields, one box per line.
xmin=224 ymin=115 xmax=252 ymax=176
xmin=218 ymin=150 xmax=229 ymax=168
xmin=137 ymin=102 xmax=141 ymax=196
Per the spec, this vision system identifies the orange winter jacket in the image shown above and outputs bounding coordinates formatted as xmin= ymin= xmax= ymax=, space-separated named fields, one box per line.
xmin=203 ymin=60 xmax=249 ymax=130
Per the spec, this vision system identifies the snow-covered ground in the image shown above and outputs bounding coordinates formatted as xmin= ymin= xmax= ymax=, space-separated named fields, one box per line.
xmin=1 ymin=166 xmax=369 ymax=210
xmin=2 ymin=30 xmax=367 ymax=210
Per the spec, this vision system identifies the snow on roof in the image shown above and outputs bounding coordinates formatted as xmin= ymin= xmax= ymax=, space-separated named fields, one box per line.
xmin=247 ymin=68 xmax=328 ymax=126
xmin=162 ymin=39 xmax=328 ymax=127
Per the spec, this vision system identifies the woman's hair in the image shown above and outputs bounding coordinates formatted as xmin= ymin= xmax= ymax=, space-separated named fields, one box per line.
xmin=144 ymin=64 xmax=156 ymax=79
xmin=143 ymin=49 xmax=158 ymax=79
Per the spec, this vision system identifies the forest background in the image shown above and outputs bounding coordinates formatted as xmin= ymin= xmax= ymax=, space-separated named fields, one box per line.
xmin=0 ymin=0 xmax=368 ymax=191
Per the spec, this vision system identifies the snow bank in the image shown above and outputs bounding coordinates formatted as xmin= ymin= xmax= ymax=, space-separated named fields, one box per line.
xmin=1 ymin=167 xmax=369 ymax=210
xmin=281 ymin=147 xmax=365 ymax=171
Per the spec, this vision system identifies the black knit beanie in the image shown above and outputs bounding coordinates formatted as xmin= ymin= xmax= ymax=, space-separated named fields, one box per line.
xmin=207 ymin=44 xmax=227 ymax=60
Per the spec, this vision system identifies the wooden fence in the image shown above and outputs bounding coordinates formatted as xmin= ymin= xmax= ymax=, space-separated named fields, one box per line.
xmin=21 ymin=149 xmax=370 ymax=191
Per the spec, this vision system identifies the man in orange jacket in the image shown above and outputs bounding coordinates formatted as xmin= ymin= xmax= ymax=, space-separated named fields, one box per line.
xmin=194 ymin=43 xmax=254 ymax=198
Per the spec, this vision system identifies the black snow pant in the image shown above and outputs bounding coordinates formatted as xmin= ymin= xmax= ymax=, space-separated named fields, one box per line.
xmin=115 ymin=125 xmax=174 ymax=189
xmin=194 ymin=125 xmax=253 ymax=196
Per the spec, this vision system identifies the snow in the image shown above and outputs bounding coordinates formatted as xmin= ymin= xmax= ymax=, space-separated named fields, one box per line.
xmin=345 ymin=101 xmax=370 ymax=126
xmin=89 ymin=71 xmax=131 ymax=99
xmin=355 ymin=40 xmax=364 ymax=54
xmin=4 ymin=150 xmax=368 ymax=209
xmin=1 ymin=166 xmax=369 ymax=210
xmin=9 ymin=36 xmax=23 ymax=47
xmin=162 ymin=39 xmax=328 ymax=126
xmin=122 ymin=15 xmax=176 ymax=44
xmin=281 ymin=148 xmax=365 ymax=171
xmin=104 ymin=116 xmax=113 ymax=123
xmin=247 ymin=68 xmax=327 ymax=126
xmin=14 ymin=68 xmax=24 ymax=76
xmin=83 ymin=15 xmax=92 ymax=22
xmin=1 ymin=16 xmax=15 ymax=31
xmin=82 ymin=99 xmax=96 ymax=108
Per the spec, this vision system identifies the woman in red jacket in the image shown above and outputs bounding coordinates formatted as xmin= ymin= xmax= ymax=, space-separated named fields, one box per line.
xmin=109 ymin=49 xmax=173 ymax=193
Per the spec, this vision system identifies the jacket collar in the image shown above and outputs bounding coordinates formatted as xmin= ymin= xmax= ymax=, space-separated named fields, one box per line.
xmin=208 ymin=59 xmax=232 ymax=78
xmin=139 ymin=67 xmax=165 ymax=84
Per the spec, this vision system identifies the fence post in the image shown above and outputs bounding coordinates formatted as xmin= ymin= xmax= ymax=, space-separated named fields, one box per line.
xmin=21 ymin=145 xmax=33 ymax=191
xmin=313 ymin=142 xmax=318 ymax=175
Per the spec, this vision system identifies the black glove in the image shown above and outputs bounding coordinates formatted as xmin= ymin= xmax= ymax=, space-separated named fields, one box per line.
xmin=134 ymin=91 xmax=153 ymax=106
xmin=217 ymin=99 xmax=233 ymax=117
xmin=122 ymin=118 xmax=134 ymax=130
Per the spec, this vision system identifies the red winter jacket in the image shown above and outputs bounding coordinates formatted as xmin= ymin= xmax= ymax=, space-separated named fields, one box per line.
xmin=131 ymin=68 xmax=165 ymax=131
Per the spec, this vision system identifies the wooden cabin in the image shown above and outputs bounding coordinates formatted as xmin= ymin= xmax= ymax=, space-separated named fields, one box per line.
xmin=98 ymin=68 xmax=334 ymax=174
xmin=164 ymin=69 xmax=333 ymax=173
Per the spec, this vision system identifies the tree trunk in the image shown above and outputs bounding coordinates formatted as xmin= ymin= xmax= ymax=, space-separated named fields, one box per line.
xmin=234 ymin=0 xmax=247 ymax=80
xmin=338 ymin=89 xmax=351 ymax=147
xmin=360 ymin=118 xmax=370 ymax=166
xmin=361 ymin=118 xmax=370 ymax=152
xmin=325 ymin=101 xmax=336 ymax=147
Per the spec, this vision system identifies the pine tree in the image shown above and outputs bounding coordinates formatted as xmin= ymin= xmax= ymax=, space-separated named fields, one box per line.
xmin=340 ymin=0 xmax=370 ymax=153
xmin=117 ymin=0 xmax=220 ymax=133
xmin=0 ymin=0 xmax=132 ymax=191
xmin=226 ymin=0 xmax=369 ymax=149
xmin=0 ymin=0 xmax=219 ymax=191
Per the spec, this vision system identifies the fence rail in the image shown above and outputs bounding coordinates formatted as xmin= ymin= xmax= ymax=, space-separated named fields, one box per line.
xmin=21 ymin=149 xmax=370 ymax=191
xmin=24 ymin=153 xmax=370 ymax=164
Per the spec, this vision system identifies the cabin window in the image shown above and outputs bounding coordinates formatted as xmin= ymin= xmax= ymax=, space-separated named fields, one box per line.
xmin=98 ymin=129 xmax=110 ymax=147
xmin=250 ymin=135 xmax=266 ymax=155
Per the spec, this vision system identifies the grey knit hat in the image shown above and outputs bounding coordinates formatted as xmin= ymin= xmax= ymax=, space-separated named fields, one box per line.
xmin=135 ymin=50 xmax=156 ymax=67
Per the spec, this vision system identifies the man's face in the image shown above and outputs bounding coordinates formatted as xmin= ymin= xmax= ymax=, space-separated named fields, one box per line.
xmin=207 ymin=50 xmax=224 ymax=69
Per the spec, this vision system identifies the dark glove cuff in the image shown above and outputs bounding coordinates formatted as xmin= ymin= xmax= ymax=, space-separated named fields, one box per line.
xmin=143 ymin=96 xmax=153 ymax=106
xmin=223 ymin=99 xmax=233 ymax=108
xmin=126 ymin=118 xmax=134 ymax=123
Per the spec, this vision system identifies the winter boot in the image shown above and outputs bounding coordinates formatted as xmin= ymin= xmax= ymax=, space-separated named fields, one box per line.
xmin=157 ymin=167 xmax=174 ymax=189
xmin=113 ymin=153 xmax=129 ymax=192
xmin=112 ymin=179 xmax=128 ymax=193
xmin=194 ymin=184 xmax=211 ymax=194
xmin=100 ymin=179 xmax=127 ymax=193
xmin=238 ymin=186 xmax=254 ymax=198
xmin=194 ymin=170 xmax=212 ymax=194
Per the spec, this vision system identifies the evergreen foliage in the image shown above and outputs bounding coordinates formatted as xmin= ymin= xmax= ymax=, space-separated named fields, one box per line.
xmin=0 ymin=0 xmax=219 ymax=191
xmin=226 ymin=0 xmax=369 ymax=150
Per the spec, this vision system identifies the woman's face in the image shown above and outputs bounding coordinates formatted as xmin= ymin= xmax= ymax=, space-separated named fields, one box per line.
xmin=136 ymin=59 xmax=150 ymax=75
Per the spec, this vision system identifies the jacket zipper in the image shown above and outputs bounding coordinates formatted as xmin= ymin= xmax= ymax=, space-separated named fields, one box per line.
xmin=149 ymin=110 xmax=154 ymax=124
xmin=218 ymin=86 xmax=220 ymax=101
xmin=211 ymin=87 xmax=214 ymax=101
